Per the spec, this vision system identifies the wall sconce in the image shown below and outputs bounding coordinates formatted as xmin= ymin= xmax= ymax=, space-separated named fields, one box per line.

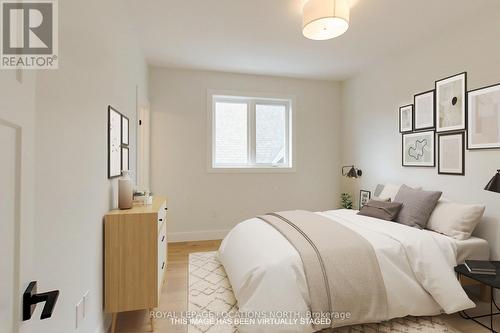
xmin=342 ymin=165 xmax=362 ymax=179
xmin=485 ymin=170 xmax=500 ymax=193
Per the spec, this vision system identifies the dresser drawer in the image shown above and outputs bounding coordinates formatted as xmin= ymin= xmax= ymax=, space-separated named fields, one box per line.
xmin=157 ymin=223 xmax=167 ymax=292
xmin=157 ymin=201 xmax=167 ymax=229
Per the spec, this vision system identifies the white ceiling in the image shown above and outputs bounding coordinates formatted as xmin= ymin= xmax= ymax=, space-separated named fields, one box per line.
xmin=126 ymin=0 xmax=500 ymax=80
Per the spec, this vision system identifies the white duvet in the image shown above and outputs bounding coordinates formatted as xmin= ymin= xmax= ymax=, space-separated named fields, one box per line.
xmin=218 ymin=209 xmax=475 ymax=333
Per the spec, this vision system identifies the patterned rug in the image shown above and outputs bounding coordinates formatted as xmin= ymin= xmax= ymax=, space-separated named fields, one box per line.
xmin=188 ymin=251 xmax=461 ymax=333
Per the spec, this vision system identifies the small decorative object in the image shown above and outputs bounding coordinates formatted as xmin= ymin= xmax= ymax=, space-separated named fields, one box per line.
xmin=436 ymin=72 xmax=467 ymax=132
xmin=121 ymin=146 xmax=129 ymax=171
xmin=414 ymin=90 xmax=435 ymax=131
xmin=485 ymin=170 xmax=500 ymax=193
xmin=108 ymin=106 xmax=122 ymax=178
xmin=438 ymin=132 xmax=465 ymax=175
xmin=399 ymin=104 xmax=413 ymax=133
xmin=402 ymin=130 xmax=435 ymax=167
xmin=121 ymin=115 xmax=129 ymax=145
xmin=342 ymin=165 xmax=362 ymax=178
xmin=118 ymin=170 xmax=133 ymax=209
xmin=340 ymin=193 xmax=353 ymax=209
xmin=359 ymin=190 xmax=371 ymax=208
xmin=468 ymin=83 xmax=500 ymax=150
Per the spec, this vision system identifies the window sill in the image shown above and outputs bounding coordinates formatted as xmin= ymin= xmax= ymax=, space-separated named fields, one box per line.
xmin=207 ymin=166 xmax=296 ymax=174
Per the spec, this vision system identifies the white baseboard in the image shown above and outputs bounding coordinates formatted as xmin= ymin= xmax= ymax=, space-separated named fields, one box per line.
xmin=167 ymin=229 xmax=229 ymax=242
xmin=95 ymin=314 xmax=111 ymax=333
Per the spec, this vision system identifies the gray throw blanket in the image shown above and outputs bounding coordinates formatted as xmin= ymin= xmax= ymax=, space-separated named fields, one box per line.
xmin=258 ymin=210 xmax=388 ymax=330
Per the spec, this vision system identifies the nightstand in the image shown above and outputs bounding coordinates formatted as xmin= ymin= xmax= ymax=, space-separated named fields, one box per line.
xmin=455 ymin=262 xmax=500 ymax=333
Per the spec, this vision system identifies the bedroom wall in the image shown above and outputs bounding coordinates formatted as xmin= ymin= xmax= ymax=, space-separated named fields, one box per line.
xmin=150 ymin=67 xmax=342 ymax=241
xmin=29 ymin=0 xmax=148 ymax=332
xmin=341 ymin=9 xmax=500 ymax=258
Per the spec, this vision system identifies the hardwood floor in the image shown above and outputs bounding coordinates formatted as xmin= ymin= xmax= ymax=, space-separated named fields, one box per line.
xmin=116 ymin=240 xmax=496 ymax=333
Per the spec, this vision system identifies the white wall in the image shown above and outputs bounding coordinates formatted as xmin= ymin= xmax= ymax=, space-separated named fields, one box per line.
xmin=150 ymin=67 xmax=342 ymax=241
xmin=341 ymin=10 xmax=500 ymax=258
xmin=25 ymin=0 xmax=148 ymax=332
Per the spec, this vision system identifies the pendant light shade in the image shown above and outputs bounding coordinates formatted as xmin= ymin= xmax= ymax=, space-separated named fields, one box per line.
xmin=302 ymin=0 xmax=350 ymax=40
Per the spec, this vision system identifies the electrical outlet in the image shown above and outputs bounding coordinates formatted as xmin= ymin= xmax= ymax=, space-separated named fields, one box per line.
xmin=82 ymin=290 xmax=89 ymax=318
xmin=76 ymin=299 xmax=84 ymax=329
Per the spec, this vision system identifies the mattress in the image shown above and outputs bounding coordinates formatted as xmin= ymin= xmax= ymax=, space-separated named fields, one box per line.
xmin=423 ymin=230 xmax=489 ymax=263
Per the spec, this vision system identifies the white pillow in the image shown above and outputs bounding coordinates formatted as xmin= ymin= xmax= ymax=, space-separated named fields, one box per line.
xmin=379 ymin=183 xmax=421 ymax=202
xmin=427 ymin=198 xmax=485 ymax=240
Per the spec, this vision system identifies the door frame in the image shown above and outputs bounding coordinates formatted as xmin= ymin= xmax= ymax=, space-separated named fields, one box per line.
xmin=0 ymin=118 xmax=22 ymax=333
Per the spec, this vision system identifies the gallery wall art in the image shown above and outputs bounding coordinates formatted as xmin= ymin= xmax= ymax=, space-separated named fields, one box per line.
xmin=399 ymin=104 xmax=413 ymax=133
xmin=402 ymin=130 xmax=435 ymax=167
xmin=468 ymin=83 xmax=500 ymax=150
xmin=108 ymin=105 xmax=130 ymax=179
xmin=414 ymin=90 xmax=435 ymax=131
xmin=438 ymin=132 xmax=465 ymax=175
xmin=436 ymin=72 xmax=467 ymax=133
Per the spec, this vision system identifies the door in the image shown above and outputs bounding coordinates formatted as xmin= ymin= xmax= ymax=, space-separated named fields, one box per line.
xmin=0 ymin=119 xmax=21 ymax=333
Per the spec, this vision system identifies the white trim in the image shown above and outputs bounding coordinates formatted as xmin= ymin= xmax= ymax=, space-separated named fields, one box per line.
xmin=206 ymin=89 xmax=297 ymax=173
xmin=94 ymin=315 xmax=112 ymax=333
xmin=167 ymin=229 xmax=230 ymax=243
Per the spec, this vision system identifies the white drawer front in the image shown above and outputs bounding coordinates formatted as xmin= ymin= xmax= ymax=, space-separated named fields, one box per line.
xmin=157 ymin=201 xmax=167 ymax=229
xmin=158 ymin=223 xmax=167 ymax=293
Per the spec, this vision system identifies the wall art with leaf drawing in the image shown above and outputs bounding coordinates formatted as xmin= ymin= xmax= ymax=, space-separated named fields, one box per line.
xmin=402 ymin=130 xmax=435 ymax=167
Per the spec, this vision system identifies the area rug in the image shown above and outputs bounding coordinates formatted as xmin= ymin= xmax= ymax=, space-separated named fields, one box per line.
xmin=188 ymin=251 xmax=460 ymax=333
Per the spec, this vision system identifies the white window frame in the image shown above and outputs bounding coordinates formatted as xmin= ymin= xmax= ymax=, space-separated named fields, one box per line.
xmin=207 ymin=89 xmax=296 ymax=173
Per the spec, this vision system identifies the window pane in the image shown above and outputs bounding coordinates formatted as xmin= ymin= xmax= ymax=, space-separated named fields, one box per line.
xmin=215 ymin=102 xmax=248 ymax=165
xmin=256 ymin=104 xmax=286 ymax=164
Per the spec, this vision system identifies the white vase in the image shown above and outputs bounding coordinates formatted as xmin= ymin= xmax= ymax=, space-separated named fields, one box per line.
xmin=118 ymin=170 xmax=133 ymax=210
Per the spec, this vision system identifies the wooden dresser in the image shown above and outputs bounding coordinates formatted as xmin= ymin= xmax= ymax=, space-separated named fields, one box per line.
xmin=104 ymin=196 xmax=168 ymax=333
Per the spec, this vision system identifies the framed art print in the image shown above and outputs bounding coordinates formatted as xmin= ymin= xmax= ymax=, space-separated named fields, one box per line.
xmin=121 ymin=115 xmax=129 ymax=145
xmin=108 ymin=106 xmax=122 ymax=178
xmin=402 ymin=130 xmax=435 ymax=167
xmin=438 ymin=132 xmax=465 ymax=175
xmin=121 ymin=146 xmax=129 ymax=171
xmin=359 ymin=190 xmax=371 ymax=209
xmin=467 ymin=83 xmax=500 ymax=150
xmin=399 ymin=104 xmax=413 ymax=133
xmin=436 ymin=72 xmax=467 ymax=132
xmin=414 ymin=90 xmax=435 ymax=131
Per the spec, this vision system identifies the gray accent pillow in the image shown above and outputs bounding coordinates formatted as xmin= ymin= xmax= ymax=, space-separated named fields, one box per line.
xmin=357 ymin=200 xmax=403 ymax=221
xmin=394 ymin=185 xmax=442 ymax=229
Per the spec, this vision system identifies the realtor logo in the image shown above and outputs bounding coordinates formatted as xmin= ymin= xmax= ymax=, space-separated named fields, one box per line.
xmin=1 ymin=0 xmax=58 ymax=69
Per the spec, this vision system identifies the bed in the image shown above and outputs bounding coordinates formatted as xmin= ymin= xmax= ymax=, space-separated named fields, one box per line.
xmin=218 ymin=208 xmax=489 ymax=333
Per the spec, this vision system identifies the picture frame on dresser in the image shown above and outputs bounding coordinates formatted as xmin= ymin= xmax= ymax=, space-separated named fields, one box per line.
xmin=402 ymin=130 xmax=435 ymax=167
xmin=438 ymin=132 xmax=465 ymax=175
xmin=467 ymin=83 xmax=500 ymax=150
xmin=436 ymin=72 xmax=467 ymax=133
xmin=359 ymin=190 xmax=371 ymax=209
xmin=399 ymin=104 xmax=413 ymax=133
xmin=414 ymin=90 xmax=435 ymax=131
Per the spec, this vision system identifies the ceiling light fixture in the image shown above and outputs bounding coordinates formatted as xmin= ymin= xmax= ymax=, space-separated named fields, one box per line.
xmin=302 ymin=0 xmax=350 ymax=41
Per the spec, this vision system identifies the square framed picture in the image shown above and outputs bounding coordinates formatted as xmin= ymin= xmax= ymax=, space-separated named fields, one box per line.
xmin=121 ymin=146 xmax=129 ymax=171
xmin=414 ymin=90 xmax=435 ymax=131
xmin=402 ymin=130 xmax=435 ymax=167
xmin=359 ymin=190 xmax=371 ymax=209
xmin=467 ymin=83 xmax=500 ymax=150
xmin=436 ymin=72 xmax=467 ymax=132
xmin=438 ymin=132 xmax=465 ymax=175
xmin=108 ymin=106 xmax=122 ymax=178
xmin=399 ymin=104 xmax=413 ymax=133
xmin=121 ymin=115 xmax=129 ymax=145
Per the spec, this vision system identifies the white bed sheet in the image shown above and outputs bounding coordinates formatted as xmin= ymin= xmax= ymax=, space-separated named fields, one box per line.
xmin=218 ymin=209 xmax=478 ymax=333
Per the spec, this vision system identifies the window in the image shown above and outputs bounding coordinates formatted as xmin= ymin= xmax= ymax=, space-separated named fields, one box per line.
xmin=210 ymin=93 xmax=293 ymax=170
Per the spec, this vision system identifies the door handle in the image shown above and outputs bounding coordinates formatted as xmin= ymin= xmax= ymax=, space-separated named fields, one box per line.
xmin=23 ymin=281 xmax=59 ymax=321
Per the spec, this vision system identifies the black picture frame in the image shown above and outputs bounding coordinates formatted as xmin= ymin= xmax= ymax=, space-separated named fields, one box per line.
xmin=108 ymin=105 xmax=123 ymax=179
xmin=438 ymin=131 xmax=465 ymax=176
xmin=413 ymin=90 xmax=435 ymax=131
xmin=121 ymin=146 xmax=130 ymax=172
xmin=121 ymin=114 xmax=129 ymax=146
xmin=435 ymin=72 xmax=467 ymax=133
xmin=399 ymin=104 xmax=413 ymax=133
xmin=359 ymin=190 xmax=371 ymax=209
xmin=467 ymin=82 xmax=500 ymax=150
xmin=402 ymin=130 xmax=436 ymax=167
